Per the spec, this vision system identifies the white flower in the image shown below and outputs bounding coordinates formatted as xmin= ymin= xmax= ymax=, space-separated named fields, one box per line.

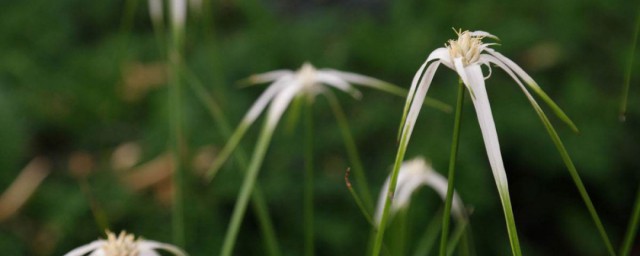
xmin=374 ymin=157 xmax=465 ymax=225
xmin=170 ymin=0 xmax=186 ymax=31
xmin=64 ymin=230 xmax=186 ymax=256
xmin=400 ymin=28 xmax=578 ymax=196
xmin=207 ymin=62 xmax=404 ymax=177
xmin=392 ymin=29 xmax=578 ymax=253
xmin=147 ymin=0 xmax=163 ymax=28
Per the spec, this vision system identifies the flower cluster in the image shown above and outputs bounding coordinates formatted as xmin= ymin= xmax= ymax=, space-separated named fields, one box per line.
xmin=64 ymin=230 xmax=186 ymax=256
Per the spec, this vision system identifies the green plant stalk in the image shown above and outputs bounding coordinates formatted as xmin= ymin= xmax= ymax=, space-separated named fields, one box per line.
xmin=78 ymin=179 xmax=110 ymax=232
xmin=620 ymin=185 xmax=640 ymax=256
xmin=413 ymin=209 xmax=444 ymax=256
xmin=458 ymin=225 xmax=473 ymax=256
xmin=446 ymin=217 xmax=470 ymax=256
xmin=531 ymin=99 xmax=615 ymax=256
xmin=220 ymin=118 xmax=277 ymax=256
xmin=345 ymin=167 xmax=375 ymax=226
xmin=168 ymin=22 xmax=186 ymax=247
xmin=251 ymin=187 xmax=281 ymax=256
xmin=439 ymin=81 xmax=465 ymax=256
xmin=304 ymin=100 xmax=315 ymax=256
xmin=620 ymin=3 xmax=640 ymax=121
xmin=325 ymin=93 xmax=374 ymax=210
xmin=149 ymin=10 xmax=166 ymax=57
xmin=285 ymin=96 xmax=304 ymax=134
xmin=499 ymin=189 xmax=522 ymax=256
xmin=371 ymin=109 xmax=414 ymax=255
xmin=394 ymin=209 xmax=408 ymax=256
xmin=182 ymin=66 xmax=281 ymax=256
xmin=120 ymin=0 xmax=138 ymax=35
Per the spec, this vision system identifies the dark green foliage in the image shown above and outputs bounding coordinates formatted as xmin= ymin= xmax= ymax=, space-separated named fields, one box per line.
xmin=0 ymin=0 xmax=638 ymax=255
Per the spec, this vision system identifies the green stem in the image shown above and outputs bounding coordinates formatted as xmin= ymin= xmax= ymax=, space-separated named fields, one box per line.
xmin=371 ymin=106 xmax=414 ymax=256
xmin=500 ymin=190 xmax=522 ymax=256
xmin=325 ymin=93 xmax=374 ymax=210
xmin=620 ymin=185 xmax=640 ymax=256
xmin=446 ymin=217 xmax=470 ymax=256
xmin=620 ymin=3 xmax=640 ymax=121
xmin=78 ymin=179 xmax=110 ymax=232
xmin=439 ymin=80 xmax=465 ymax=256
xmin=345 ymin=168 xmax=375 ymax=227
xmin=304 ymin=100 xmax=315 ymax=256
xmin=251 ymin=186 xmax=281 ymax=256
xmin=459 ymin=223 xmax=475 ymax=256
xmin=220 ymin=118 xmax=276 ymax=256
xmin=120 ymin=0 xmax=138 ymax=35
xmin=413 ymin=209 xmax=444 ymax=256
xmin=394 ymin=209 xmax=408 ymax=256
xmin=168 ymin=24 xmax=185 ymax=248
xmin=182 ymin=66 xmax=281 ymax=256
xmin=535 ymin=106 xmax=615 ymax=255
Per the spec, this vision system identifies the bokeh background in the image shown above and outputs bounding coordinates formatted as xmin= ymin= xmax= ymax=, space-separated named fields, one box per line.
xmin=0 ymin=0 xmax=639 ymax=255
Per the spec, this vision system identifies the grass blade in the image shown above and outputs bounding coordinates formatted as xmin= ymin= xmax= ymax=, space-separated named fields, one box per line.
xmin=220 ymin=119 xmax=277 ymax=256
xmin=620 ymin=4 xmax=640 ymax=121
xmin=345 ymin=168 xmax=375 ymax=226
xmin=439 ymin=80 xmax=465 ymax=256
xmin=168 ymin=0 xmax=186 ymax=245
xmin=325 ymin=92 xmax=374 ymax=210
xmin=620 ymin=185 xmax=640 ymax=256
xmin=182 ymin=67 xmax=282 ymax=256
xmin=304 ymin=101 xmax=315 ymax=256
xmin=413 ymin=209 xmax=444 ymax=256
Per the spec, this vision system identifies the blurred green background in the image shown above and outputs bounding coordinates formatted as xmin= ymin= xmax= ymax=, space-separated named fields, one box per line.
xmin=0 ymin=0 xmax=639 ymax=255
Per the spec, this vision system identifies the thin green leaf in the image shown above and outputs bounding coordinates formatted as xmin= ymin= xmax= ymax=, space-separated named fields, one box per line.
xmin=484 ymin=54 xmax=615 ymax=256
xmin=620 ymin=5 xmax=640 ymax=121
xmin=303 ymin=101 xmax=315 ymax=256
xmin=620 ymin=185 xmax=640 ymax=256
xmin=440 ymin=80 xmax=465 ymax=256
xmin=326 ymin=92 xmax=374 ymax=210
xmin=220 ymin=119 xmax=277 ymax=256
xmin=413 ymin=209 xmax=444 ymax=256
xmin=485 ymin=50 xmax=579 ymax=133
xmin=182 ymin=66 xmax=282 ymax=256
xmin=205 ymin=121 xmax=251 ymax=181
xmin=345 ymin=168 xmax=375 ymax=227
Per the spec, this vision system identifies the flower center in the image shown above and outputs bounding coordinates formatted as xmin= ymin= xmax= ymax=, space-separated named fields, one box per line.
xmin=447 ymin=30 xmax=486 ymax=66
xmin=101 ymin=231 xmax=140 ymax=256
xmin=298 ymin=62 xmax=317 ymax=87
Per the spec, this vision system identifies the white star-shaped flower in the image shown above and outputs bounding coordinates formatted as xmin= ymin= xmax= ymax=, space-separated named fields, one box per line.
xmin=374 ymin=157 xmax=466 ymax=225
xmin=383 ymin=29 xmax=579 ymax=255
xmin=64 ymin=230 xmax=186 ymax=256
xmin=207 ymin=62 xmax=406 ymax=178
xmin=400 ymin=28 xmax=576 ymax=195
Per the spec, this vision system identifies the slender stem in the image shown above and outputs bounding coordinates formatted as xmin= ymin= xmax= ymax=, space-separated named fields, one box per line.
xmin=326 ymin=93 xmax=374 ymax=210
xmin=459 ymin=224 xmax=474 ymax=256
xmin=251 ymin=187 xmax=281 ymax=256
xmin=620 ymin=3 xmax=640 ymax=121
xmin=120 ymin=0 xmax=138 ymax=35
xmin=413 ymin=209 xmax=444 ymax=256
xmin=168 ymin=21 xmax=186 ymax=248
xmin=304 ymin=100 xmax=315 ymax=256
xmin=78 ymin=179 xmax=110 ymax=232
xmin=182 ymin=67 xmax=281 ymax=256
xmin=395 ymin=209 xmax=408 ymax=256
xmin=535 ymin=107 xmax=615 ymax=255
xmin=439 ymin=80 xmax=465 ymax=256
xmin=345 ymin=168 xmax=375 ymax=226
xmin=371 ymin=111 xmax=414 ymax=256
xmin=620 ymin=185 xmax=640 ymax=256
xmin=446 ymin=217 xmax=470 ymax=256
xmin=220 ymin=119 xmax=276 ymax=256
